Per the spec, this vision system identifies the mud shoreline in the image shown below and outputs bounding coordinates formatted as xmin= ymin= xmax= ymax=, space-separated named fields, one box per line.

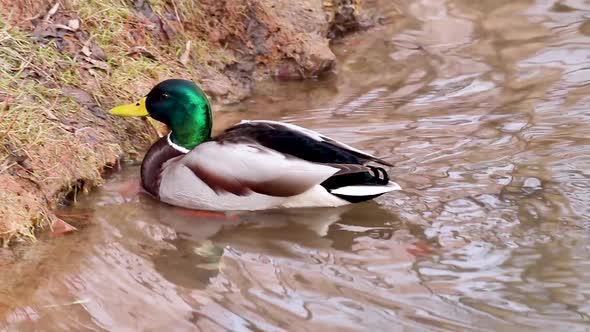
xmin=0 ymin=0 xmax=367 ymax=244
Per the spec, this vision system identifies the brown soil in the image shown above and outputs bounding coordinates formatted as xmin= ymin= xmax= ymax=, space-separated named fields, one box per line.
xmin=0 ymin=0 xmax=367 ymax=245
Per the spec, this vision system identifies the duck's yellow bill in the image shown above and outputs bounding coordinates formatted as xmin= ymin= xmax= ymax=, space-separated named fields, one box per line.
xmin=109 ymin=97 xmax=148 ymax=117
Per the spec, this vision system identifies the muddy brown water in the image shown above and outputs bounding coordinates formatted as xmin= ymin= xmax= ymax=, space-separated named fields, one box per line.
xmin=2 ymin=0 xmax=590 ymax=331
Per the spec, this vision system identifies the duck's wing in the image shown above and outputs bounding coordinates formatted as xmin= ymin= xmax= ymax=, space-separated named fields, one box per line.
xmin=179 ymin=120 xmax=398 ymax=198
xmin=216 ymin=120 xmax=393 ymax=167
xmin=179 ymin=141 xmax=342 ymax=197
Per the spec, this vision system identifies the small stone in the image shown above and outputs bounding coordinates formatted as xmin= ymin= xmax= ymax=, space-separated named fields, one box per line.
xmin=523 ymin=177 xmax=542 ymax=189
xmin=67 ymin=19 xmax=80 ymax=31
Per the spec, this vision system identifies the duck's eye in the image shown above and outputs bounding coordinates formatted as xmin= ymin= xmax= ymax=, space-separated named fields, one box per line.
xmin=160 ymin=93 xmax=170 ymax=100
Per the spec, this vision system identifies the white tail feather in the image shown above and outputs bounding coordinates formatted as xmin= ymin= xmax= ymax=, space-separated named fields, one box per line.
xmin=329 ymin=181 xmax=401 ymax=196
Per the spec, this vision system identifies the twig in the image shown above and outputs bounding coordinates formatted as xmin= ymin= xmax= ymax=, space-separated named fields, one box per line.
xmin=179 ymin=40 xmax=191 ymax=65
xmin=44 ymin=3 xmax=60 ymax=22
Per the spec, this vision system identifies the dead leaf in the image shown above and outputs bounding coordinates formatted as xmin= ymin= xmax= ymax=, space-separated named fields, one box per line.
xmin=50 ymin=217 xmax=77 ymax=237
xmin=32 ymin=24 xmax=64 ymax=40
xmin=133 ymin=0 xmax=174 ymax=41
xmin=54 ymin=34 xmax=78 ymax=54
xmin=81 ymin=44 xmax=92 ymax=57
xmin=90 ymin=43 xmax=107 ymax=60
xmin=62 ymin=86 xmax=94 ymax=106
xmin=62 ymin=86 xmax=106 ymax=120
xmin=76 ymin=32 xmax=106 ymax=60
xmin=127 ymin=46 xmax=157 ymax=59
xmin=80 ymin=36 xmax=93 ymax=57
xmin=68 ymin=19 xmax=80 ymax=31
xmin=81 ymin=57 xmax=109 ymax=71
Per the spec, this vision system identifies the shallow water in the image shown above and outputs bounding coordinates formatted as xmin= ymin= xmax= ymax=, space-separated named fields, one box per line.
xmin=2 ymin=0 xmax=590 ymax=330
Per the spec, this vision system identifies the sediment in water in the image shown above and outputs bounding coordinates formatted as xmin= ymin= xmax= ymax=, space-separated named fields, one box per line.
xmin=0 ymin=0 xmax=367 ymax=245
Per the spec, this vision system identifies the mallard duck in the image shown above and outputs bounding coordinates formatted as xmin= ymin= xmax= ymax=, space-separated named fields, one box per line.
xmin=109 ymin=79 xmax=400 ymax=211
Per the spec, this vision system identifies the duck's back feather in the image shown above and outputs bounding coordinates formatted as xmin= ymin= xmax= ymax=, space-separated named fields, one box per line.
xmin=215 ymin=120 xmax=399 ymax=203
xmin=217 ymin=120 xmax=393 ymax=166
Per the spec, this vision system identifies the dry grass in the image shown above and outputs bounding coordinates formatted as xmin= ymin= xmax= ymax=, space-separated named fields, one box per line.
xmin=0 ymin=21 xmax=126 ymax=243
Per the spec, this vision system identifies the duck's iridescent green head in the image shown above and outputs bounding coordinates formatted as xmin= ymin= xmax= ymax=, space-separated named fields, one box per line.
xmin=110 ymin=79 xmax=212 ymax=150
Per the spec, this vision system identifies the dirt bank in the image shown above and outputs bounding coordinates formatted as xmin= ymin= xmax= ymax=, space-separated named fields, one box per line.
xmin=0 ymin=0 xmax=366 ymax=245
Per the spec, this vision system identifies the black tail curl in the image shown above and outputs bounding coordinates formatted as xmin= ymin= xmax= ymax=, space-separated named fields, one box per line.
xmin=368 ymin=166 xmax=390 ymax=185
